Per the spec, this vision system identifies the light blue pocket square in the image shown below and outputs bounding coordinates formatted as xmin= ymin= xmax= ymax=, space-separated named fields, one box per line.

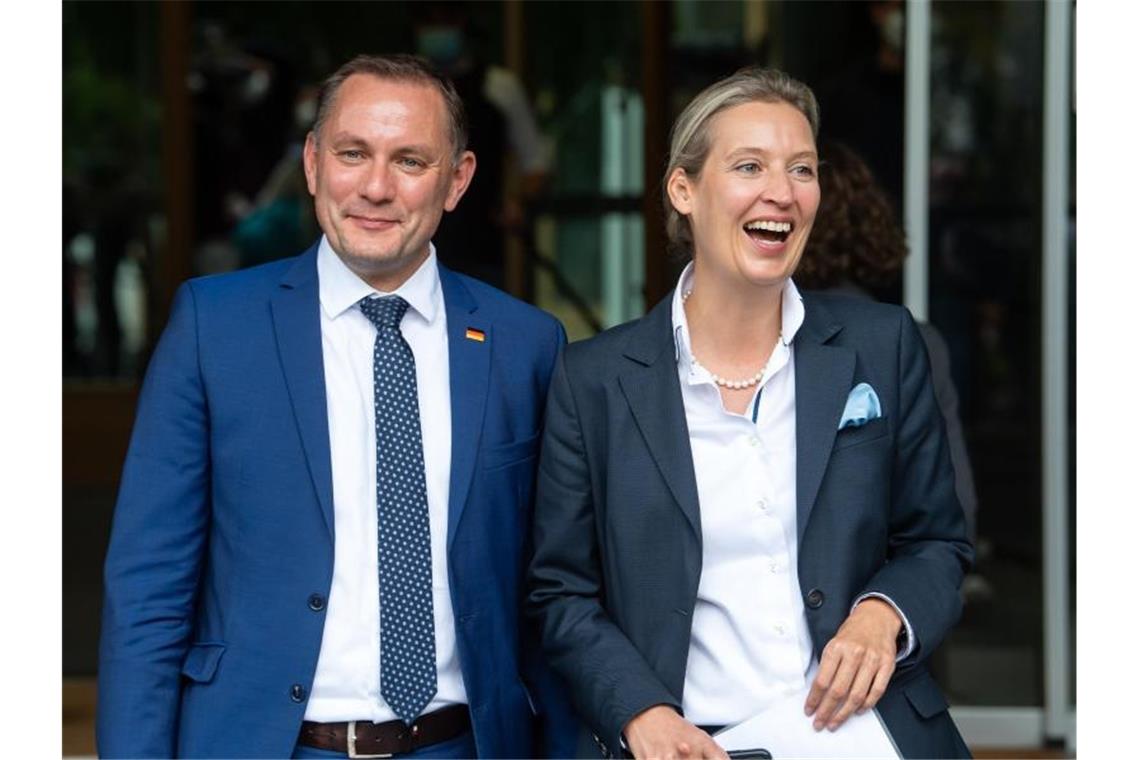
xmin=838 ymin=382 xmax=882 ymax=430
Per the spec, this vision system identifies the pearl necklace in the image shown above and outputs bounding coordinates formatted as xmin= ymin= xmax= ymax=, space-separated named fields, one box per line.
xmin=682 ymin=289 xmax=765 ymax=390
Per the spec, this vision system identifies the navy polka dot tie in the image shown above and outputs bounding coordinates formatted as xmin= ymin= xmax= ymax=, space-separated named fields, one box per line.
xmin=359 ymin=295 xmax=437 ymax=724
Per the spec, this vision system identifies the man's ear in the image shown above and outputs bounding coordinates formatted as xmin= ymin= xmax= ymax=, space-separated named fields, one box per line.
xmin=666 ymin=167 xmax=694 ymax=215
xmin=444 ymin=151 xmax=477 ymax=212
xmin=302 ymin=132 xmax=319 ymax=196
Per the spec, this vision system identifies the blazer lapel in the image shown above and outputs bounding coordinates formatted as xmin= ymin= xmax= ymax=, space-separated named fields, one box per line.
xmin=794 ymin=296 xmax=855 ymax=543
xmin=617 ymin=295 xmax=702 ymax=543
xmin=439 ymin=267 xmax=490 ymax=551
xmin=270 ymin=245 xmax=335 ymax=539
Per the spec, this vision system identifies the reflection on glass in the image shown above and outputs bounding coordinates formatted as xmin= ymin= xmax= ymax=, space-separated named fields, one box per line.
xmin=927 ymin=0 xmax=1047 ymax=708
xmin=525 ymin=0 xmax=643 ymax=337
xmin=64 ymin=1 xmax=161 ymax=380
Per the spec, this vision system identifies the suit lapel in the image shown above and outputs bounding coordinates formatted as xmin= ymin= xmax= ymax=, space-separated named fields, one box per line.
xmin=794 ymin=296 xmax=855 ymax=543
xmin=270 ymin=246 xmax=335 ymax=539
xmin=618 ymin=296 xmax=702 ymax=543
xmin=439 ymin=267 xmax=490 ymax=551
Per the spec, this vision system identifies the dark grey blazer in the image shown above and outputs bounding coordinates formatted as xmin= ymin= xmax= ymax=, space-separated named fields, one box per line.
xmin=527 ymin=290 xmax=974 ymax=759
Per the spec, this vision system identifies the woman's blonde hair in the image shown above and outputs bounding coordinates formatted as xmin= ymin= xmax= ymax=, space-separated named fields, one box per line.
xmin=664 ymin=67 xmax=820 ymax=257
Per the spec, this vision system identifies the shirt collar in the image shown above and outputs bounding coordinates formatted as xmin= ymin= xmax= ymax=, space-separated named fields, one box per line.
xmin=670 ymin=261 xmax=806 ymax=371
xmin=317 ymin=235 xmax=442 ymax=324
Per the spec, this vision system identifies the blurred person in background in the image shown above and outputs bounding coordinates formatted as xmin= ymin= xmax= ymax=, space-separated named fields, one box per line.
xmin=187 ymin=25 xmax=303 ymax=275
xmin=818 ymin=0 xmax=905 ymax=212
xmin=230 ymin=83 xmax=322 ymax=270
xmin=414 ymin=1 xmax=551 ymax=289
xmin=528 ymin=68 xmax=972 ymax=759
xmin=797 ymin=140 xmax=981 ymax=561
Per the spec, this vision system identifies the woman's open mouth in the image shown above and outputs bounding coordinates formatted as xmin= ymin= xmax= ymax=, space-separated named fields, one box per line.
xmin=743 ymin=219 xmax=793 ymax=244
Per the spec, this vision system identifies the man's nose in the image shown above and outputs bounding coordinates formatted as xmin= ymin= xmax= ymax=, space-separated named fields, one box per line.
xmin=360 ymin=160 xmax=396 ymax=203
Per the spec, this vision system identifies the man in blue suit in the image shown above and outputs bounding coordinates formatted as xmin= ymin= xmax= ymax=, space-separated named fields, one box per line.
xmin=98 ymin=54 xmax=575 ymax=759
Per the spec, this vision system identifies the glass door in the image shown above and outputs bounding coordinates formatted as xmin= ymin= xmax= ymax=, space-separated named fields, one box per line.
xmin=909 ymin=0 xmax=1075 ymax=749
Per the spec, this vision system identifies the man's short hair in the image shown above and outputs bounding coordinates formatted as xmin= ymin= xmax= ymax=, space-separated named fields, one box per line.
xmin=311 ymin=53 xmax=468 ymax=163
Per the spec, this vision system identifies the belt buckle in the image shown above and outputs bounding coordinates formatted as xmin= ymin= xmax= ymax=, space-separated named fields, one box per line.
xmin=347 ymin=721 xmax=393 ymax=759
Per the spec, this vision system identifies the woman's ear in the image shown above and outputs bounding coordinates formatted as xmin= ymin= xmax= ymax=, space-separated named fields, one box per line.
xmin=666 ymin=167 xmax=694 ymax=215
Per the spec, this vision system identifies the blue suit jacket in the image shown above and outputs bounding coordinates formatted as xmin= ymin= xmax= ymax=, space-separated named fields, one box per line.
xmin=528 ymin=291 xmax=974 ymax=759
xmin=98 ymin=243 xmax=578 ymax=758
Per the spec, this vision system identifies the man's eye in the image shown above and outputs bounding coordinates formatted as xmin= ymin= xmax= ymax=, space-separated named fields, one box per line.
xmin=399 ymin=157 xmax=426 ymax=169
xmin=735 ymin=162 xmax=761 ymax=174
xmin=339 ymin=150 xmax=365 ymax=161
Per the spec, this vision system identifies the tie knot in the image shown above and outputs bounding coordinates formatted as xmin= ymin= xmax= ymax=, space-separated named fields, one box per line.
xmin=359 ymin=295 xmax=410 ymax=330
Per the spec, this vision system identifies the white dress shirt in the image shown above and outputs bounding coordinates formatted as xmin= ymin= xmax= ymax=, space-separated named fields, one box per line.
xmin=305 ymin=237 xmax=467 ymax=722
xmin=672 ymin=264 xmax=912 ymax=726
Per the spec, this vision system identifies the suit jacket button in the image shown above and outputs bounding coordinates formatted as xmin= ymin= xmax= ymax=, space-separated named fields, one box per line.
xmin=806 ymin=589 xmax=825 ymax=609
xmin=308 ymin=593 xmax=326 ymax=611
xmin=290 ymin=684 xmax=307 ymax=702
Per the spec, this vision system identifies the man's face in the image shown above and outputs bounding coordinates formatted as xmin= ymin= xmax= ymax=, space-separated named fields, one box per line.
xmin=303 ymin=74 xmax=475 ymax=290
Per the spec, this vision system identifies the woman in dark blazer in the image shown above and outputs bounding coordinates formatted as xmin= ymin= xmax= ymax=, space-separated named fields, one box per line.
xmin=527 ymin=67 xmax=973 ymax=759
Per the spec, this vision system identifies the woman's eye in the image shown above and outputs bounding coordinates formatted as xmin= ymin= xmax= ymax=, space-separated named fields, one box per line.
xmin=736 ymin=162 xmax=761 ymax=174
xmin=792 ymin=164 xmax=817 ymax=179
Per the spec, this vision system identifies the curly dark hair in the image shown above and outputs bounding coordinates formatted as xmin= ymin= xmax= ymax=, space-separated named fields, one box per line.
xmin=796 ymin=140 xmax=907 ymax=289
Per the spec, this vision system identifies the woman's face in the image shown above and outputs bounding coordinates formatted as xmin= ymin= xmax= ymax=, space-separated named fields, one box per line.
xmin=669 ymin=100 xmax=820 ymax=292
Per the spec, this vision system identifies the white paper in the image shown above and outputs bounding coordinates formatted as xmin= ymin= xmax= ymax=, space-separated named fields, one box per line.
xmin=711 ymin=674 xmax=901 ymax=759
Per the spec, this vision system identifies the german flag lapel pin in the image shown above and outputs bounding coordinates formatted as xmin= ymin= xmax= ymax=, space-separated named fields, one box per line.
xmin=465 ymin=327 xmax=486 ymax=343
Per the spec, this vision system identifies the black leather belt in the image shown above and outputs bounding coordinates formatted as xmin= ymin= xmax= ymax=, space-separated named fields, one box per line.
xmin=298 ymin=704 xmax=471 ymax=758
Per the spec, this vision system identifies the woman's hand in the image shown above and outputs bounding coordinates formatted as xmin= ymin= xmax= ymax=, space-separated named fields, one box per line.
xmin=803 ymin=598 xmax=902 ymax=731
xmin=624 ymin=705 xmax=729 ymax=760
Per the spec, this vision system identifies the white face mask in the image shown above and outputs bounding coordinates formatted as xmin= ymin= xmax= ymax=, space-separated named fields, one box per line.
xmin=416 ymin=26 xmax=465 ymax=66
xmin=243 ymin=68 xmax=271 ymax=104
xmin=880 ymin=8 xmax=904 ymax=53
